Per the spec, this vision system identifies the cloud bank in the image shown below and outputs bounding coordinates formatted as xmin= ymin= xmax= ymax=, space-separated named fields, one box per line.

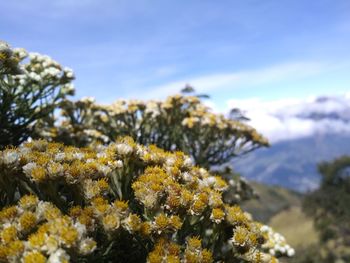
xmin=227 ymin=93 xmax=350 ymax=142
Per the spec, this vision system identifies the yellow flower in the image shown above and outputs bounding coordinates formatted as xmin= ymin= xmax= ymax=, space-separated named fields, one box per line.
xmin=190 ymin=199 xmax=206 ymax=215
xmin=113 ymin=200 xmax=129 ymax=214
xmin=19 ymin=211 xmax=37 ymax=231
xmin=77 ymin=213 xmax=94 ymax=230
xmin=167 ymin=242 xmax=180 ymax=256
xmin=1 ymin=226 xmax=17 ymax=244
xmin=96 ymin=178 xmax=109 ymax=191
xmin=102 ymin=214 xmax=120 ymax=231
xmin=184 ymin=250 xmax=200 ymax=263
xmin=0 ymin=206 xmax=17 ymax=222
xmin=187 ymin=236 xmax=202 ymax=250
xmin=69 ymin=206 xmax=83 ymax=217
xmin=165 ymin=255 xmax=180 ymax=263
xmin=231 ymin=226 xmax=249 ymax=247
xmin=60 ymin=226 xmax=78 ymax=246
xmin=213 ymin=176 xmax=228 ymax=191
xmin=43 ymin=205 xmax=62 ymax=221
xmin=166 ymin=194 xmax=181 ymax=210
xmin=0 ymin=245 xmax=8 ymax=261
xmin=201 ymin=249 xmax=213 ymax=263
xmin=225 ymin=205 xmax=248 ymax=226
xmin=94 ymin=203 xmax=109 ymax=215
xmin=147 ymin=250 xmax=163 ymax=263
xmin=31 ymin=166 xmax=47 ymax=182
xmin=140 ymin=222 xmax=152 ymax=237
xmin=23 ymin=251 xmax=46 ymax=263
xmin=124 ymin=214 xmax=141 ymax=232
xmin=18 ymin=195 xmax=39 ymax=209
xmin=210 ymin=208 xmax=225 ymax=224
xmin=180 ymin=189 xmax=193 ymax=207
xmin=271 ymin=256 xmax=279 ymax=263
xmin=169 ymin=216 xmax=182 ymax=230
xmin=154 ymin=213 xmax=169 ymax=232
xmin=28 ymin=232 xmax=46 ymax=249
xmin=6 ymin=240 xmax=24 ymax=258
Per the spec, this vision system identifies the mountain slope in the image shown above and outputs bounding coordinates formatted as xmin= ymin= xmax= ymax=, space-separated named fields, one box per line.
xmin=232 ymin=133 xmax=350 ymax=192
xmin=242 ymin=181 xmax=302 ymax=222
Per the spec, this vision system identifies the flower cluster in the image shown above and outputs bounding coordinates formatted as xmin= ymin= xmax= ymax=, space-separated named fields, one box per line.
xmin=0 ymin=195 xmax=96 ymax=263
xmin=260 ymin=225 xmax=295 ymax=258
xmin=0 ymin=43 xmax=74 ymax=148
xmin=11 ymin=51 xmax=74 ymax=94
xmin=0 ymin=41 xmax=23 ymax=75
xmin=35 ymin=94 xmax=268 ymax=168
xmin=0 ymin=139 xmax=292 ymax=262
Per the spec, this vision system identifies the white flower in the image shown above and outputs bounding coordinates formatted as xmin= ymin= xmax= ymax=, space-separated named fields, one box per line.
xmin=183 ymin=157 xmax=193 ymax=167
xmin=72 ymin=152 xmax=84 ymax=160
xmin=22 ymin=162 xmax=37 ymax=176
xmin=29 ymin=52 xmax=39 ymax=60
xmin=42 ymin=236 xmax=59 ymax=254
xmin=115 ymin=143 xmax=133 ymax=155
xmin=63 ymin=67 xmax=74 ymax=78
xmin=74 ymin=222 xmax=87 ymax=239
xmin=19 ymin=78 xmax=26 ymax=85
xmin=260 ymin=225 xmax=270 ymax=232
xmin=287 ymin=248 xmax=295 ymax=257
xmin=61 ymin=83 xmax=75 ymax=94
xmin=28 ymin=72 xmax=41 ymax=82
xmin=204 ymin=176 xmax=216 ymax=186
xmin=3 ymin=150 xmax=19 ymax=165
xmin=47 ymin=162 xmax=64 ymax=178
xmin=47 ymin=248 xmax=70 ymax=263
xmin=165 ymin=157 xmax=176 ymax=166
xmin=36 ymin=201 xmax=50 ymax=219
xmin=54 ymin=153 xmax=66 ymax=161
xmin=79 ymin=238 xmax=97 ymax=255
xmin=80 ymin=97 xmax=95 ymax=104
xmin=114 ymin=160 xmax=123 ymax=168
xmin=97 ymin=164 xmax=112 ymax=176
xmin=182 ymin=172 xmax=192 ymax=182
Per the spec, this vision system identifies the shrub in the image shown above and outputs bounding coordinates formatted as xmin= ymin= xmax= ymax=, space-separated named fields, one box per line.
xmin=0 ymin=139 xmax=292 ymax=262
xmin=302 ymin=156 xmax=350 ymax=262
xmin=34 ymin=94 xmax=268 ymax=169
xmin=0 ymin=41 xmax=74 ymax=149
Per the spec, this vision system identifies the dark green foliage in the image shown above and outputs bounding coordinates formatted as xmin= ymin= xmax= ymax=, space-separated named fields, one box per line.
xmin=0 ymin=79 xmax=71 ymax=148
xmin=301 ymin=156 xmax=350 ymax=262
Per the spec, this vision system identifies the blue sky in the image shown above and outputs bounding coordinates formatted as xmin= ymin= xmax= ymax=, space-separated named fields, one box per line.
xmin=2 ymin=0 xmax=350 ymax=110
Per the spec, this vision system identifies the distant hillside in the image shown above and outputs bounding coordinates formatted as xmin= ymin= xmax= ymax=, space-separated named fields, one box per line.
xmin=269 ymin=206 xmax=318 ymax=250
xmin=242 ymin=181 xmax=302 ymax=222
xmin=243 ymin=182 xmax=318 ymax=259
xmin=232 ymin=134 xmax=350 ymax=192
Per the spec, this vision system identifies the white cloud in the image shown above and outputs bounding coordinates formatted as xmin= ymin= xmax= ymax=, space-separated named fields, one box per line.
xmin=227 ymin=94 xmax=350 ymax=143
xmin=132 ymin=61 xmax=328 ymax=100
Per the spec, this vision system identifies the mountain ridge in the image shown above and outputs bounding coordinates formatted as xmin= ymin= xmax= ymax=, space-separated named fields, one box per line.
xmin=232 ymin=133 xmax=350 ymax=192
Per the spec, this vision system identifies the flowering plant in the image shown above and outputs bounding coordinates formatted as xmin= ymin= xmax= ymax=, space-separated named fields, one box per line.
xmin=0 ymin=139 xmax=293 ymax=262
xmin=0 ymin=42 xmax=293 ymax=263
xmin=35 ymin=94 xmax=268 ymax=169
xmin=0 ymin=41 xmax=74 ymax=148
